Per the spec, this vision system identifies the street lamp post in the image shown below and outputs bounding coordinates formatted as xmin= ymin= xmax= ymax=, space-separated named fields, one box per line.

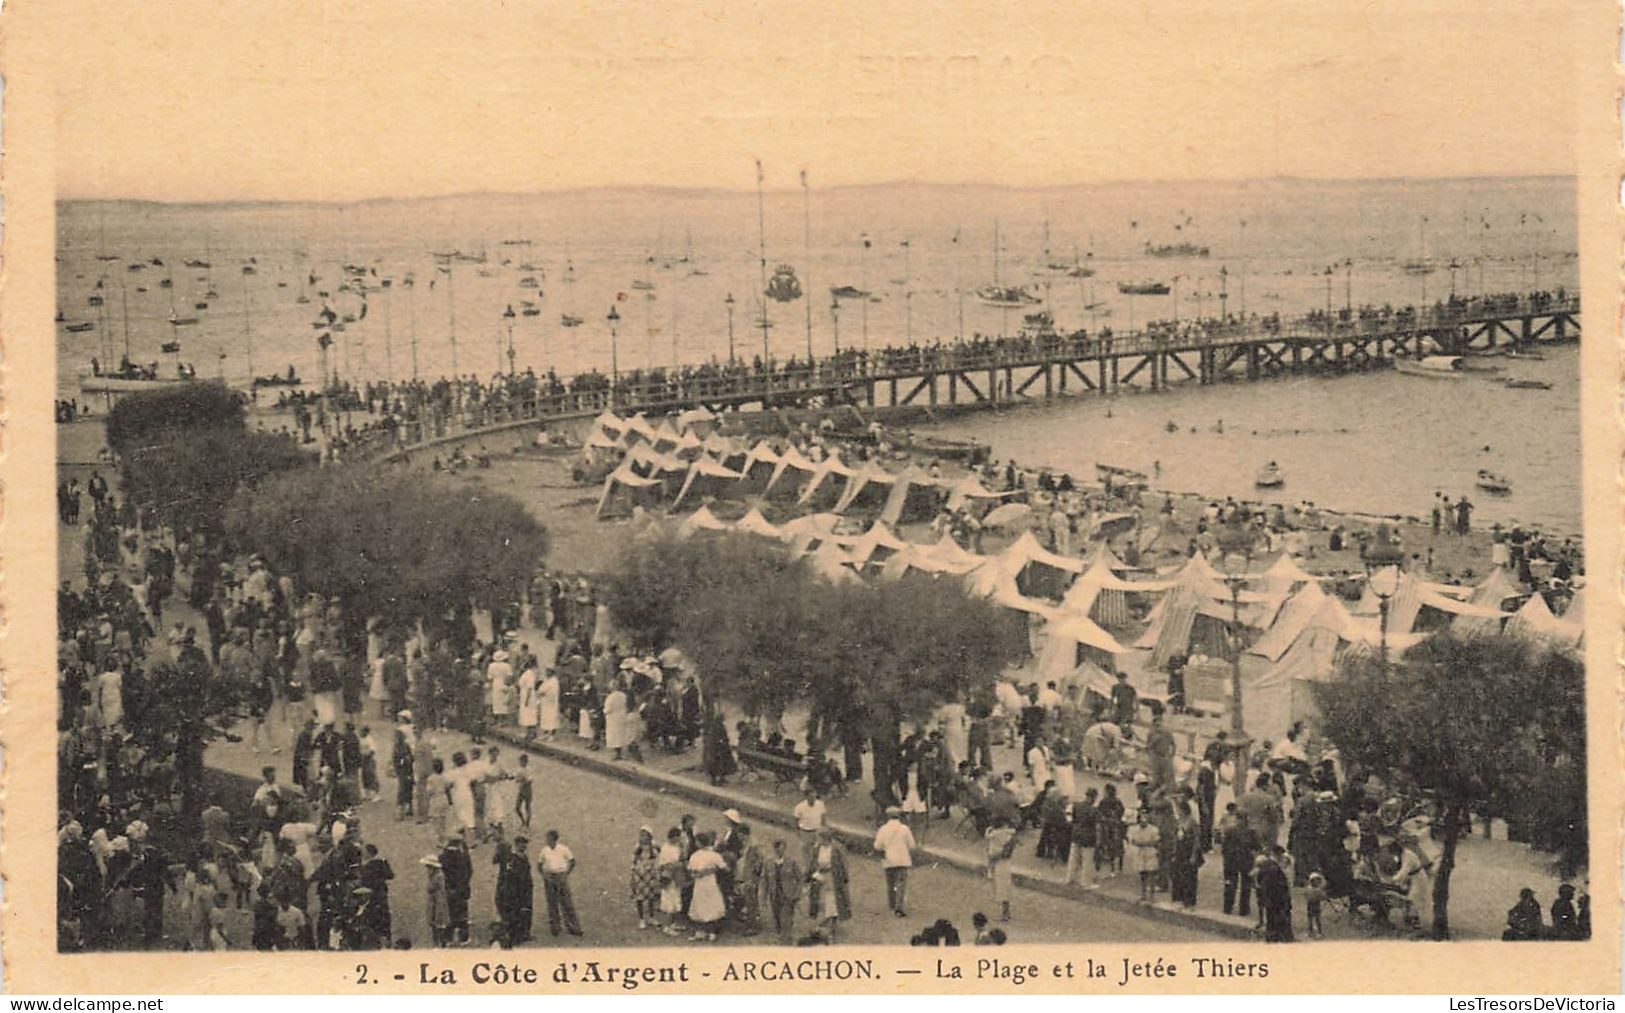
xmin=724 ymin=292 xmax=736 ymax=365
xmin=830 ymin=297 xmax=841 ymax=356
xmin=1218 ymin=525 xmax=1258 ymax=775
xmin=1364 ymin=558 xmax=1401 ymax=672
xmin=607 ymin=305 xmax=621 ymax=408
xmin=502 ymin=304 xmax=516 ymax=376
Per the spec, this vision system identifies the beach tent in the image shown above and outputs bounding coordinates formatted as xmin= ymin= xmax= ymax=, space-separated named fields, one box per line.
xmin=805 ymin=539 xmax=861 ymax=585
xmin=798 ymin=452 xmax=858 ymax=511
xmin=1036 ymin=612 xmax=1134 ymax=682
xmin=590 ymin=410 xmax=627 ymax=442
xmin=595 ymin=464 xmax=663 ymax=520
xmin=1247 ymin=582 xmax=1333 ymax=661
xmin=997 ymin=530 xmax=1085 ymax=601
xmin=650 ymin=419 xmax=684 ymax=454
xmin=1087 ymin=511 xmax=1138 ymax=541
xmin=926 ymin=532 xmax=987 ymax=574
xmin=671 ymin=431 xmax=706 ymax=462
xmin=621 ymin=413 xmax=660 ymax=447
xmin=671 ymin=457 xmax=746 ymax=510
xmin=738 ymin=441 xmax=782 ymax=493
xmin=879 ymin=467 xmax=948 ymax=527
xmin=677 ymin=405 xmax=717 ymax=434
xmin=964 ymin=564 xmax=1055 ymax=660
xmin=780 ymin=513 xmax=845 ymax=556
xmin=944 ymin=475 xmax=1009 ymax=514
xmin=1450 ymin=568 xmax=1522 ymax=638
xmin=832 ymin=462 xmax=899 ymax=516
xmin=1060 ymin=554 xmax=1175 ymax=627
xmin=846 ymin=521 xmax=910 ymax=569
xmin=645 ymin=453 xmax=692 ymax=499
xmin=764 ymin=445 xmax=819 ymax=500
xmin=1260 ymin=553 xmax=1324 ymax=595
xmin=733 ymin=507 xmax=785 ymax=541
xmin=1362 ymin=569 xmax=1507 ymax=635
xmin=678 ymin=505 xmax=731 ymax=539
xmin=702 ymin=432 xmax=746 ymax=470
xmin=1505 ymin=591 xmax=1584 ymax=651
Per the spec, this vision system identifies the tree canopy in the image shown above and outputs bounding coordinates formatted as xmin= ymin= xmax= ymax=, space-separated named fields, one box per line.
xmin=600 ymin=530 xmax=1015 ymax=761
xmin=225 ymin=466 xmax=549 ymax=644
xmin=122 ymin=426 xmax=309 ymax=537
xmin=105 ymin=383 xmax=246 ymax=458
xmin=1314 ymin=632 xmax=1586 ymax=938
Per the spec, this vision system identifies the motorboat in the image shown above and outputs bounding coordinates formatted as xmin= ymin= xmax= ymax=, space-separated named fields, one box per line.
xmin=1254 ymin=462 xmax=1285 ymax=489
xmin=1475 ymin=469 xmax=1512 ymax=494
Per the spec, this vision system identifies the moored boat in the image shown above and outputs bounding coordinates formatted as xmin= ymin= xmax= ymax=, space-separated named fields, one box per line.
xmin=1254 ymin=461 xmax=1285 ymax=488
xmin=1118 ymin=281 xmax=1170 ymax=295
xmin=1475 ymin=469 xmax=1512 ymax=494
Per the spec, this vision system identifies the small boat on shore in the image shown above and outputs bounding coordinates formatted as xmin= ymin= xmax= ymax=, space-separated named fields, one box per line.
xmin=1096 ymin=463 xmax=1150 ymax=487
xmin=1476 ymin=469 xmax=1512 ymax=494
xmin=1254 ymin=461 xmax=1285 ymax=489
xmin=65 ymin=322 xmax=95 ymax=333
xmin=1503 ymin=378 xmax=1552 ymax=390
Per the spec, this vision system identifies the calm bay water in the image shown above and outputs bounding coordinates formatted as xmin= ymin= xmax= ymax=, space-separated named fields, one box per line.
xmin=55 ymin=176 xmax=1580 ymax=529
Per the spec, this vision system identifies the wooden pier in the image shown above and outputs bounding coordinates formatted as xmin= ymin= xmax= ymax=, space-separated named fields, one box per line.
xmin=387 ymin=294 xmax=1579 ymax=455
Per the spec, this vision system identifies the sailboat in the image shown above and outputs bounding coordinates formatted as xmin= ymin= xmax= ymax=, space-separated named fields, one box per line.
xmin=1402 ymin=217 xmax=1435 ymax=275
xmin=974 ymin=221 xmax=1040 ymax=307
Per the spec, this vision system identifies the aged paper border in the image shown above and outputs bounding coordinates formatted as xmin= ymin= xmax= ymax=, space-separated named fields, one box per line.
xmin=2 ymin=0 xmax=1620 ymax=994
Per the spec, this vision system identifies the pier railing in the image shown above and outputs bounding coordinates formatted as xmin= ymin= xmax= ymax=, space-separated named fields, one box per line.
xmin=341 ymin=292 xmax=1576 ymax=457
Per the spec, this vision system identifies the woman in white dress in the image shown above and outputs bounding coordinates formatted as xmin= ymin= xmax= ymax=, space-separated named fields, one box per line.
xmin=487 ymin=651 xmax=514 ymax=723
xmin=515 ymin=664 xmax=539 ymax=740
xmin=685 ymin=832 xmax=727 ymax=941
xmin=445 ymin=752 xmax=477 ymax=843
xmin=366 ymin=621 xmax=388 ymax=713
xmin=538 ymin=668 xmax=561 ymax=738
xmin=603 ymin=682 xmax=630 ymax=760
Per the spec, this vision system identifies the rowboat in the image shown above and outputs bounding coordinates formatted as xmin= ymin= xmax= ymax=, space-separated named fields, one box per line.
xmin=1475 ymin=469 xmax=1512 ymax=495
xmin=1254 ymin=462 xmax=1285 ymax=489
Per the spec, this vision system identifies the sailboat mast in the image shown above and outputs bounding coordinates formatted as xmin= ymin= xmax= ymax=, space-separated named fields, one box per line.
xmin=801 ymin=170 xmax=813 ymax=361
xmin=755 ymin=159 xmax=771 ymax=363
xmin=382 ymin=281 xmax=393 ymax=379
xmin=242 ymin=266 xmax=254 ymax=382
xmin=446 ymin=262 xmax=460 ymax=378
xmin=119 ymin=272 xmax=132 ymax=362
xmin=408 ymin=276 xmax=419 ymax=381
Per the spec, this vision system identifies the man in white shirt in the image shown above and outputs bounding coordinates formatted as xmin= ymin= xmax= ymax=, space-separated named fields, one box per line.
xmin=535 ymin=830 xmax=582 ymax=936
xmin=793 ymin=788 xmax=827 ymax=864
xmin=872 ymin=805 xmax=917 ymax=917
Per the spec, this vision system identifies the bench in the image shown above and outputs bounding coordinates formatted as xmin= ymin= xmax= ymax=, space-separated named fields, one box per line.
xmin=736 ymin=747 xmax=808 ymax=791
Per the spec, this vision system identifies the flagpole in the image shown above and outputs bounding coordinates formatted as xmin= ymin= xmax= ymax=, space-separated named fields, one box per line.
xmin=802 ymin=169 xmax=813 ymax=363
xmin=755 ymin=159 xmax=772 ymax=367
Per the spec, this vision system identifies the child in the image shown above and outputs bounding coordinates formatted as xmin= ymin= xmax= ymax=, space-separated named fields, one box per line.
xmin=1305 ymin=871 xmax=1327 ymax=938
xmin=972 ymin=911 xmax=993 ymax=945
xmin=514 ymin=754 xmax=533 ymax=829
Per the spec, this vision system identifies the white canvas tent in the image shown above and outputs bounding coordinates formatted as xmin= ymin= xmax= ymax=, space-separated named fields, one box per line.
xmin=832 ymin=462 xmax=899 ymax=515
xmin=590 ymin=410 xmax=627 ymax=441
xmin=1247 ymin=581 xmax=1331 ymax=661
xmin=798 ymin=453 xmax=857 ymax=511
xmin=997 ymin=530 xmax=1084 ymax=601
xmin=1450 ymin=567 xmax=1522 ymax=638
xmin=621 ymin=413 xmax=660 ymax=446
xmin=846 ymin=521 xmax=909 ymax=568
xmin=671 ymin=457 xmax=746 ymax=510
xmin=944 ymin=475 xmax=1010 ymax=513
xmin=879 ymin=467 xmax=948 ymax=526
xmin=764 ymin=445 xmax=818 ymax=500
xmin=733 ymin=507 xmax=784 ymax=541
xmin=595 ymin=464 xmax=662 ymax=519
xmin=671 ymin=430 xmax=706 ymax=461
xmin=677 ymin=405 xmax=717 ymax=434
xmin=738 ymin=441 xmax=782 ymax=493
xmin=678 ymin=505 xmax=731 ymax=538
xmin=1036 ymin=612 xmax=1133 ymax=683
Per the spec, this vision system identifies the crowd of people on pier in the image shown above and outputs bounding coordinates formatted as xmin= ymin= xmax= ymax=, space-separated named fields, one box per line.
xmin=232 ymin=287 xmax=1573 ymax=463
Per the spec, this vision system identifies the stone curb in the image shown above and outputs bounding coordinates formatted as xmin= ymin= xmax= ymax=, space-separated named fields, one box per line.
xmin=484 ymin=726 xmax=1255 ymax=940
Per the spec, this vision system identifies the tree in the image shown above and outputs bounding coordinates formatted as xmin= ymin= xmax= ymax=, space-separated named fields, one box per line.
xmin=225 ymin=466 xmax=549 ymax=650
xmin=1313 ymin=633 xmax=1587 ymax=938
xmin=122 ymin=426 xmax=309 ymax=538
xmin=600 ymin=530 xmax=1016 ymax=786
xmin=105 ymin=383 xmax=246 ymax=458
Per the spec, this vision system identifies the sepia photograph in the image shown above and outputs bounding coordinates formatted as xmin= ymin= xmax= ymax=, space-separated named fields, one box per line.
xmin=5 ymin=0 xmax=1620 ymax=996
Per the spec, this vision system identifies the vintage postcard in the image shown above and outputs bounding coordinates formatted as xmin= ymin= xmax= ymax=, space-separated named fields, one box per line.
xmin=2 ymin=0 xmax=1620 ymax=996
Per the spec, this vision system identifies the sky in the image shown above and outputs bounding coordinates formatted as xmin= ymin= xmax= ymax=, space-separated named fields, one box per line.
xmin=42 ymin=0 xmax=1584 ymax=203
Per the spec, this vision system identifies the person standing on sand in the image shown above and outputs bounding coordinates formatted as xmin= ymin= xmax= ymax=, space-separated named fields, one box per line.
xmin=538 ymin=665 xmax=561 ymax=739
